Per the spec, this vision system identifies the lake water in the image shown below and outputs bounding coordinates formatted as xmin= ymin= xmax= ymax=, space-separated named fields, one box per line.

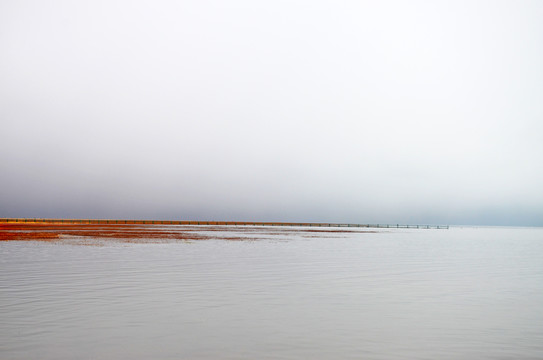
xmin=1 ymin=226 xmax=542 ymax=359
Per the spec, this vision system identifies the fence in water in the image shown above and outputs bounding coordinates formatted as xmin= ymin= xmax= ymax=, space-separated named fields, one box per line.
xmin=0 ymin=218 xmax=449 ymax=229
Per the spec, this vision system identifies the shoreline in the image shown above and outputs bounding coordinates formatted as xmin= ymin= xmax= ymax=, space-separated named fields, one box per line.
xmin=0 ymin=222 xmax=379 ymax=243
xmin=0 ymin=218 xmax=448 ymax=229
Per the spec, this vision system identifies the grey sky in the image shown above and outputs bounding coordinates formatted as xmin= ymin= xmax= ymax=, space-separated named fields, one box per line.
xmin=1 ymin=0 xmax=542 ymax=225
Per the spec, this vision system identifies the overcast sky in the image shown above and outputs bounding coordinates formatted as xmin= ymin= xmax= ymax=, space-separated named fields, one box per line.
xmin=1 ymin=0 xmax=542 ymax=226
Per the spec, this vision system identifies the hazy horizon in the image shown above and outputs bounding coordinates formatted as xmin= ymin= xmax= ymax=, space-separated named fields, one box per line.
xmin=1 ymin=1 xmax=542 ymax=226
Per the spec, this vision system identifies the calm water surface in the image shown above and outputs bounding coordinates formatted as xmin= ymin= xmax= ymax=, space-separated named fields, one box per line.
xmin=1 ymin=226 xmax=543 ymax=359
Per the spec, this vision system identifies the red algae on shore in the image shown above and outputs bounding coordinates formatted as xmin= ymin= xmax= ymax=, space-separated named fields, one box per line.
xmin=0 ymin=223 xmax=378 ymax=244
xmin=0 ymin=223 xmax=209 ymax=243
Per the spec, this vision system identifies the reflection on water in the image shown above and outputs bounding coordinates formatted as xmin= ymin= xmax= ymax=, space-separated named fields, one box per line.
xmin=1 ymin=226 xmax=543 ymax=359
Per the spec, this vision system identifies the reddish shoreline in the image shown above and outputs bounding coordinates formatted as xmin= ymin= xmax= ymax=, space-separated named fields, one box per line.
xmin=0 ymin=222 xmax=377 ymax=243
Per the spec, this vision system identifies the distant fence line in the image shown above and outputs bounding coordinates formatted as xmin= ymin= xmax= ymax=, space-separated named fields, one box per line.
xmin=0 ymin=218 xmax=449 ymax=229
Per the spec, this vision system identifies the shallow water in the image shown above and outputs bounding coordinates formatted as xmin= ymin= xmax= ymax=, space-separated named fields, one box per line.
xmin=1 ymin=226 xmax=542 ymax=359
